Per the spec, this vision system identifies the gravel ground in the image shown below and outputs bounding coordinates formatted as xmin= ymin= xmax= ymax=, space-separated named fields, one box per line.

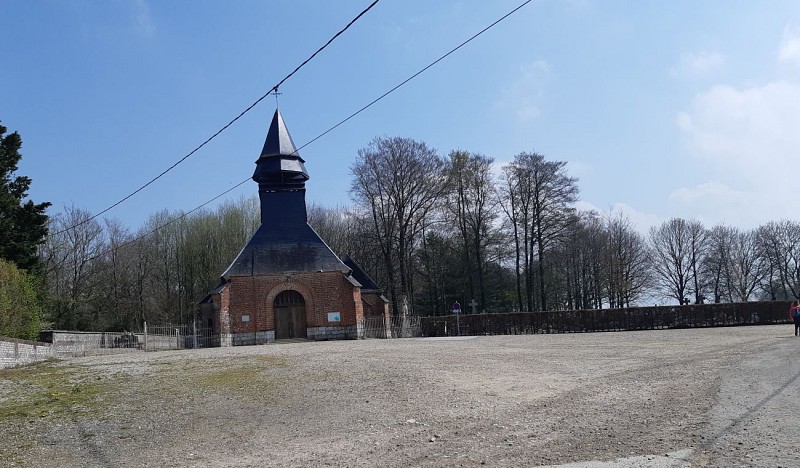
xmin=1 ymin=325 xmax=798 ymax=467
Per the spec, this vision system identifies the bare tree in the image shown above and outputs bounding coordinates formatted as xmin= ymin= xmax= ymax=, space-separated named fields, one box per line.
xmin=499 ymin=152 xmax=578 ymax=311
xmin=756 ymin=220 xmax=800 ymax=300
xmin=687 ymin=220 xmax=708 ymax=303
xmin=40 ymin=205 xmax=105 ymax=329
xmin=96 ymin=218 xmax=137 ymax=329
xmin=727 ymin=228 xmax=764 ymax=302
xmin=703 ymin=225 xmax=735 ymax=303
xmin=604 ymin=212 xmax=651 ymax=308
xmin=554 ymin=211 xmax=606 ymax=310
xmin=307 ymin=203 xmax=360 ymax=259
xmin=350 ymin=137 xmax=448 ymax=315
xmin=649 ymin=218 xmax=696 ymax=305
xmin=498 ymin=163 xmax=530 ymax=311
xmin=445 ymin=150 xmax=498 ymax=312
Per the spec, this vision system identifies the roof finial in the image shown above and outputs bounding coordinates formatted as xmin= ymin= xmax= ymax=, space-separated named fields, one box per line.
xmin=270 ymin=87 xmax=283 ymax=109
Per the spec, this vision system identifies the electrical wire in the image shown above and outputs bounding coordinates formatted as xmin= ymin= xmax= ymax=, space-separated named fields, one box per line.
xmin=52 ymin=0 xmax=381 ymax=237
xmin=292 ymin=0 xmax=532 ymax=155
xmin=59 ymin=0 xmax=533 ymax=265
xmin=83 ymin=178 xmax=250 ymax=265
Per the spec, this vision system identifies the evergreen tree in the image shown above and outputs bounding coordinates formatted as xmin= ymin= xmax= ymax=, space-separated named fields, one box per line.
xmin=0 ymin=122 xmax=50 ymax=271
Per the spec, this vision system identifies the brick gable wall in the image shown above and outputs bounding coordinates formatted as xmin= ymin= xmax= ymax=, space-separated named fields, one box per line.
xmin=210 ymin=271 xmax=364 ymax=344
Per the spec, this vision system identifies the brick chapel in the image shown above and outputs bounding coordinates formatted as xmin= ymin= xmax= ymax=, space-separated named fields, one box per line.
xmin=200 ymin=109 xmax=389 ymax=345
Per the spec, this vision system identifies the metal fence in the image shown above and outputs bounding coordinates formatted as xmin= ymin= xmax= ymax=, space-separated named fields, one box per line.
xmin=143 ymin=322 xmax=218 ymax=351
xmin=418 ymin=301 xmax=794 ymax=337
xmin=360 ymin=315 xmax=422 ymax=339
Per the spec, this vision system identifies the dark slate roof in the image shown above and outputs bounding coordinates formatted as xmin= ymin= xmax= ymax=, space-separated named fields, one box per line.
xmin=343 ymin=255 xmax=381 ymax=292
xmin=260 ymin=109 xmax=302 ymax=159
xmin=200 ymin=280 xmax=228 ymax=303
xmin=253 ymin=110 xmax=308 ymax=187
xmin=221 ymin=223 xmax=350 ymax=279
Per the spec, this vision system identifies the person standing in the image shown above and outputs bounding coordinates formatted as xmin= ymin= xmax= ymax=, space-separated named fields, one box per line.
xmin=790 ymin=301 xmax=800 ymax=336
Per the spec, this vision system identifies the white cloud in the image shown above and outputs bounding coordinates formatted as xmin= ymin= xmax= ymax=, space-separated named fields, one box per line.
xmin=494 ymin=60 xmax=552 ymax=124
xmin=516 ymin=105 xmax=541 ymax=122
xmin=677 ymin=80 xmax=800 ymax=227
xmin=669 ymin=181 xmax=746 ymax=205
xmin=132 ymin=0 xmax=156 ymax=39
xmin=574 ymin=200 xmax=662 ymax=235
xmin=671 ymin=52 xmax=724 ymax=78
xmin=778 ymin=26 xmax=800 ymax=65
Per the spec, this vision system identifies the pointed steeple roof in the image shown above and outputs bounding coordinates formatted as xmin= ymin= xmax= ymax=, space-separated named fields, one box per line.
xmin=219 ymin=108 xmax=350 ymax=279
xmin=252 ymin=109 xmax=308 ymax=187
xmin=260 ymin=109 xmax=301 ymax=159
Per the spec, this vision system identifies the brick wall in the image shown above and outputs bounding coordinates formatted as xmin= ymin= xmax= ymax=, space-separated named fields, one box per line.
xmin=361 ymin=292 xmax=389 ymax=318
xmin=215 ymin=271 xmax=363 ymax=343
xmin=0 ymin=336 xmax=55 ymax=369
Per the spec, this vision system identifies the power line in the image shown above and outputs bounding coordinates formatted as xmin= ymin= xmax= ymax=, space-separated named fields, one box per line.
xmin=52 ymin=0 xmax=381 ymax=237
xmin=293 ymin=0 xmax=532 ymax=155
xmin=62 ymin=0 xmax=532 ymax=264
xmin=83 ymin=178 xmax=251 ymax=265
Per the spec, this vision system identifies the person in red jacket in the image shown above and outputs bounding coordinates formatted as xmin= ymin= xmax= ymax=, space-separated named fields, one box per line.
xmin=790 ymin=301 xmax=800 ymax=336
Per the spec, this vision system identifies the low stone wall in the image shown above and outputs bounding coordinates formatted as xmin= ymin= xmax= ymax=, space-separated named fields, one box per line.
xmin=39 ymin=331 xmax=144 ymax=357
xmin=0 ymin=336 xmax=55 ymax=369
xmin=419 ymin=301 xmax=793 ymax=337
xmin=307 ymin=325 xmax=360 ymax=341
xmin=231 ymin=331 xmax=273 ymax=346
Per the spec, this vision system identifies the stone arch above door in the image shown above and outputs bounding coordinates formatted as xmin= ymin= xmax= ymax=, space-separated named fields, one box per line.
xmin=265 ymin=282 xmax=314 ymax=338
xmin=264 ymin=282 xmax=314 ymax=312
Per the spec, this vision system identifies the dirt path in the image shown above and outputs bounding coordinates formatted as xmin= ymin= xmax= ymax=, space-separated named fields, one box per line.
xmin=1 ymin=325 xmax=798 ymax=467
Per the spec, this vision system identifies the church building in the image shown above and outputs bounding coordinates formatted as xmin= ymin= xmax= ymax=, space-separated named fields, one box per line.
xmin=201 ymin=109 xmax=389 ymax=345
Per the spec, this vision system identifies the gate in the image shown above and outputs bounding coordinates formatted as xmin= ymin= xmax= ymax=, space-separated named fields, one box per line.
xmin=143 ymin=321 xmax=219 ymax=350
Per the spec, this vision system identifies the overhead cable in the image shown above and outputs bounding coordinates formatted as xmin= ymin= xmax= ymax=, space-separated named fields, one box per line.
xmin=292 ymin=0 xmax=532 ymax=154
xmin=70 ymin=0 xmax=533 ymax=262
xmin=52 ymin=0 xmax=381 ymax=236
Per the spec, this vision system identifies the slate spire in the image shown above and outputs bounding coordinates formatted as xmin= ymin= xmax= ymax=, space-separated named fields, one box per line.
xmin=259 ymin=109 xmax=300 ymax=158
xmin=220 ymin=108 xmax=350 ymax=278
xmin=252 ymin=109 xmax=309 ymax=192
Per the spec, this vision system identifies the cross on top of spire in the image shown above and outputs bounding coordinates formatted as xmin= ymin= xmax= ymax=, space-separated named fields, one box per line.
xmin=270 ymin=87 xmax=283 ymax=109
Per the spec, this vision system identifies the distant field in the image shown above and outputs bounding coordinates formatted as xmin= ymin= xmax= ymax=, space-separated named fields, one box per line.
xmin=1 ymin=325 xmax=798 ymax=467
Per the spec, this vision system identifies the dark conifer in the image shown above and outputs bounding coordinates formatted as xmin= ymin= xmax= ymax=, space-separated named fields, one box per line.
xmin=0 ymin=122 xmax=50 ymax=271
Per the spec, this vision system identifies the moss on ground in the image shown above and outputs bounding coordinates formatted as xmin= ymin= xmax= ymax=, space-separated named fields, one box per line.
xmin=189 ymin=356 xmax=287 ymax=396
xmin=0 ymin=361 xmax=113 ymax=422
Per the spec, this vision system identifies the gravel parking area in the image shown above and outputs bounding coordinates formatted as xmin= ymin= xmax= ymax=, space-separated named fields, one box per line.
xmin=2 ymin=325 xmax=799 ymax=467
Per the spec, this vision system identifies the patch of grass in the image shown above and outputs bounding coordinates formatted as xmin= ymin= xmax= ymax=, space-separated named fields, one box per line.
xmin=189 ymin=356 xmax=288 ymax=396
xmin=196 ymin=367 xmax=266 ymax=388
xmin=0 ymin=361 xmax=113 ymax=422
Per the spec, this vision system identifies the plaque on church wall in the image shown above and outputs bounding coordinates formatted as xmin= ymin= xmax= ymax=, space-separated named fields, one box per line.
xmin=327 ymin=312 xmax=341 ymax=322
xmin=242 ymin=315 xmax=250 ymax=323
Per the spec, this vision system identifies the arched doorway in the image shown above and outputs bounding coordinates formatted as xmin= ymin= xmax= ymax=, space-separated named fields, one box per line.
xmin=274 ymin=290 xmax=307 ymax=339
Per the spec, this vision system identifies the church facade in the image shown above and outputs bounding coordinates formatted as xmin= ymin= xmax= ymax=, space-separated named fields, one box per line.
xmin=200 ymin=110 xmax=389 ymax=345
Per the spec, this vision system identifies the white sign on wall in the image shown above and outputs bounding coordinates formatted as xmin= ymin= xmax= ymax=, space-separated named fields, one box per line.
xmin=327 ymin=312 xmax=341 ymax=322
xmin=242 ymin=315 xmax=250 ymax=323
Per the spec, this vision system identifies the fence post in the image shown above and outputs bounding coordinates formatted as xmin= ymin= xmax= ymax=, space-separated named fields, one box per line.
xmin=193 ymin=320 xmax=198 ymax=349
xmin=144 ymin=321 xmax=148 ymax=352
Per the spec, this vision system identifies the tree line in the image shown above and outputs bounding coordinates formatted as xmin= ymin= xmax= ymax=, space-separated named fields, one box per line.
xmin=4 ymin=126 xmax=800 ymax=335
xmin=344 ymin=137 xmax=799 ymax=315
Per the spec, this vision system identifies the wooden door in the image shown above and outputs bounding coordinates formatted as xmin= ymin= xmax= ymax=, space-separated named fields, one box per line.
xmin=274 ymin=290 xmax=307 ymax=339
xmin=290 ymin=305 xmax=307 ymax=338
xmin=275 ymin=306 xmax=293 ymax=339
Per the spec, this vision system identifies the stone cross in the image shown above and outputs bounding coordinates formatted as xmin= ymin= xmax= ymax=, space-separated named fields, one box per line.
xmin=469 ymin=299 xmax=478 ymax=314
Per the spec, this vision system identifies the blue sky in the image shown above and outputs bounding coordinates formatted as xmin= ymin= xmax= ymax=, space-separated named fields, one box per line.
xmin=3 ymin=0 xmax=800 ymax=233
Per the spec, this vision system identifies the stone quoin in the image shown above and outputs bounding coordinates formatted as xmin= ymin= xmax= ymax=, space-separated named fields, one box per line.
xmin=200 ymin=110 xmax=389 ymax=345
